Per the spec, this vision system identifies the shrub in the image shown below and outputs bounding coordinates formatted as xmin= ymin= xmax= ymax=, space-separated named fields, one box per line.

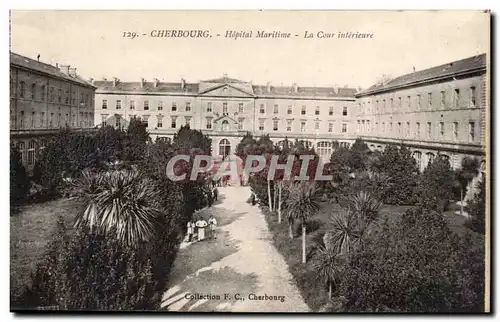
xmin=10 ymin=145 xmax=29 ymax=212
xmin=26 ymin=220 xmax=163 ymax=310
xmin=334 ymin=207 xmax=485 ymax=312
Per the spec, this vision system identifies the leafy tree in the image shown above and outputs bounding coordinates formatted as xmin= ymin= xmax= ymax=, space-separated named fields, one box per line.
xmin=377 ymin=144 xmax=419 ymax=205
xmin=172 ymin=125 xmax=212 ymax=155
xmin=455 ymin=157 xmax=480 ymax=216
xmin=466 ymin=178 xmax=486 ymax=234
xmin=95 ymin=125 xmax=126 ymax=164
xmin=348 ymin=139 xmax=370 ymax=172
xmin=10 ymin=145 xmax=29 ymax=211
xmin=327 ymin=147 xmax=352 ymax=204
xmin=416 ymin=155 xmax=455 ymax=212
xmin=235 ymin=132 xmax=257 ymax=159
xmin=283 ymin=181 xmax=320 ymax=263
xmin=334 ymin=207 xmax=485 ymax=312
xmin=124 ymin=118 xmax=149 ymax=162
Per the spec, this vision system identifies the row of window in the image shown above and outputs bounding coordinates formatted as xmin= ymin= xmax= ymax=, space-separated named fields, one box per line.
xmin=359 ymin=86 xmax=478 ymax=115
xmin=13 ymin=81 xmax=91 ymax=107
xmin=101 ymin=114 xmax=350 ymax=134
xmin=101 ymin=99 xmax=350 ymax=116
xmin=259 ymin=104 xmax=348 ymax=116
xmin=261 ymin=119 xmax=347 ymax=133
xmin=14 ymin=110 xmax=94 ymax=129
xmin=358 ymin=119 xmax=477 ymax=142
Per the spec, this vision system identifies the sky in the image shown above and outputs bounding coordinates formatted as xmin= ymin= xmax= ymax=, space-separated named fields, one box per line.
xmin=10 ymin=10 xmax=490 ymax=89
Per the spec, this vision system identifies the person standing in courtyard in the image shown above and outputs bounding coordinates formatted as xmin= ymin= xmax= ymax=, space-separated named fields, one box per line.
xmin=208 ymin=215 xmax=217 ymax=239
xmin=196 ymin=216 xmax=208 ymax=241
xmin=213 ymin=187 xmax=218 ymax=202
xmin=186 ymin=219 xmax=195 ymax=242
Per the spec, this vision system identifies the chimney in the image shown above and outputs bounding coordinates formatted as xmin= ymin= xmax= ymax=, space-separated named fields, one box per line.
xmin=293 ymin=83 xmax=298 ymax=93
xmin=89 ymin=77 xmax=94 ymax=85
xmin=154 ymin=78 xmax=160 ymax=88
xmin=56 ymin=63 xmax=58 ymax=68
xmin=266 ymin=82 xmax=271 ymax=93
xmin=141 ymin=78 xmax=146 ymax=88
xmin=113 ymin=77 xmax=119 ymax=87
xmin=333 ymin=84 xmax=339 ymax=94
xmin=357 ymin=87 xmax=362 ymax=92
xmin=37 ymin=54 xmax=40 ymax=62
xmin=181 ymin=78 xmax=186 ymax=89
xmin=59 ymin=64 xmax=70 ymax=75
xmin=69 ymin=67 xmax=77 ymax=77
xmin=343 ymin=84 xmax=349 ymax=88
xmin=413 ymin=66 xmax=416 ymax=72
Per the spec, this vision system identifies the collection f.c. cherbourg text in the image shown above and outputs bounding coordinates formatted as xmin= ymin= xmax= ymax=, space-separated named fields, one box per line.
xmin=122 ymin=30 xmax=374 ymax=40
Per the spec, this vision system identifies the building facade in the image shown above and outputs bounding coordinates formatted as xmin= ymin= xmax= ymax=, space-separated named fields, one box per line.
xmin=10 ymin=52 xmax=97 ymax=172
xmin=355 ymin=54 xmax=488 ymax=175
xmin=93 ymin=76 xmax=359 ymax=161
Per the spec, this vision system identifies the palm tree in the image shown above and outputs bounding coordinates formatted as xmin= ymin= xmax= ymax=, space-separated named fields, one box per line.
xmin=73 ymin=169 xmax=163 ymax=247
xmin=324 ymin=191 xmax=382 ymax=256
xmin=283 ymin=181 xmax=320 ymax=263
xmin=311 ymin=244 xmax=344 ymax=299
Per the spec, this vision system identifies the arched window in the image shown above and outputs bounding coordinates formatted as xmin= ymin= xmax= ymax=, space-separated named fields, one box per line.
xmin=316 ymin=141 xmax=332 ymax=160
xmin=377 ymin=145 xmax=383 ymax=151
xmin=413 ymin=151 xmax=422 ymax=170
xmin=480 ymin=160 xmax=486 ymax=175
xmin=304 ymin=140 xmax=313 ymax=149
xmin=31 ymin=83 xmax=36 ymax=100
xmin=28 ymin=140 xmax=36 ymax=165
xmin=221 ymin=120 xmax=229 ymax=132
xmin=40 ymin=139 xmax=47 ymax=152
xmin=426 ymin=152 xmax=435 ymax=166
xmin=19 ymin=81 xmax=25 ymax=98
xmin=18 ymin=141 xmax=26 ymax=164
xmin=41 ymin=85 xmax=46 ymax=101
xmin=440 ymin=154 xmax=450 ymax=162
xmin=219 ymin=139 xmax=231 ymax=157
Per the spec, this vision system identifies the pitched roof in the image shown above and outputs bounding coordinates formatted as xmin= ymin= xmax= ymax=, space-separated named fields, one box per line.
xmin=202 ymin=75 xmax=246 ymax=83
xmin=10 ymin=52 xmax=95 ymax=88
xmin=95 ymin=76 xmax=358 ymax=98
xmin=357 ymin=53 xmax=487 ymax=96
xmin=94 ymin=80 xmax=199 ymax=94
xmin=252 ymin=85 xmax=357 ymax=98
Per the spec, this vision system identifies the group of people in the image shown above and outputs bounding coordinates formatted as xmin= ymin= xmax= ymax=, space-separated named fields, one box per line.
xmin=186 ymin=215 xmax=218 ymax=242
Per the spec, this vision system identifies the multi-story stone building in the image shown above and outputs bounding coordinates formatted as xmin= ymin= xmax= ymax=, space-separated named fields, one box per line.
xmin=10 ymin=52 xmax=97 ymax=172
xmin=355 ymin=53 xmax=488 ymax=175
xmin=93 ymin=75 xmax=359 ymax=161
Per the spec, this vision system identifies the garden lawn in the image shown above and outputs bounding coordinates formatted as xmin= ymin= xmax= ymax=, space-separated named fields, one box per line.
xmin=10 ymin=198 xmax=81 ymax=300
xmin=262 ymin=201 xmax=480 ymax=312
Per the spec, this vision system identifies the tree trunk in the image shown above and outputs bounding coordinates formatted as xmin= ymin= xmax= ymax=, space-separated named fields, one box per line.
xmin=328 ymin=282 xmax=332 ymax=299
xmin=278 ymin=181 xmax=282 ymax=223
xmin=289 ymin=221 xmax=293 ymax=238
xmin=267 ymin=180 xmax=273 ymax=211
xmin=460 ymin=187 xmax=464 ymax=217
xmin=302 ymin=222 xmax=307 ymax=264
xmin=273 ymin=182 xmax=278 ymax=213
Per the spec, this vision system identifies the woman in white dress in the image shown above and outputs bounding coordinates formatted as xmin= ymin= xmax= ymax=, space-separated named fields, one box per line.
xmin=196 ymin=217 xmax=208 ymax=241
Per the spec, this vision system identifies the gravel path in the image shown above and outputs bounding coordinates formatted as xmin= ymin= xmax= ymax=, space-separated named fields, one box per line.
xmin=161 ymin=186 xmax=310 ymax=312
